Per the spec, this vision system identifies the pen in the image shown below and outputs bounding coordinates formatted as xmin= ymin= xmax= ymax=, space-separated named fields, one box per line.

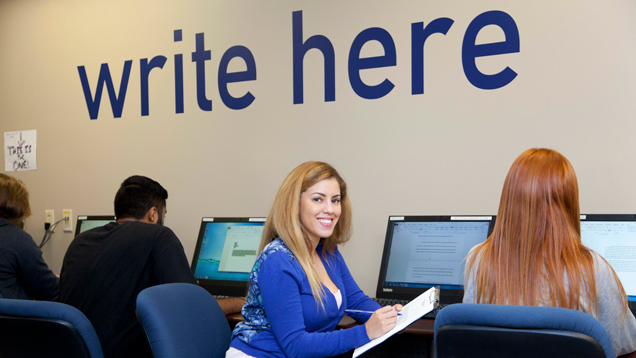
xmin=345 ymin=309 xmax=402 ymax=316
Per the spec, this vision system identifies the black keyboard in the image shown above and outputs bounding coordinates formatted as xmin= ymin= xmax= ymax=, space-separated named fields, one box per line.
xmin=373 ymin=298 xmax=450 ymax=318
xmin=372 ymin=297 xmax=410 ymax=306
xmin=427 ymin=303 xmax=449 ymax=316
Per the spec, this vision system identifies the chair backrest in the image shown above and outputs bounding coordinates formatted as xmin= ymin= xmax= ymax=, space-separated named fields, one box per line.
xmin=434 ymin=304 xmax=614 ymax=358
xmin=0 ymin=298 xmax=104 ymax=358
xmin=136 ymin=283 xmax=231 ymax=358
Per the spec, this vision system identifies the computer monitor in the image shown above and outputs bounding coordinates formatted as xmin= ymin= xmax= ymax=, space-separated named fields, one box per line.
xmin=580 ymin=214 xmax=636 ymax=308
xmin=75 ymin=215 xmax=116 ymax=237
xmin=191 ymin=217 xmax=266 ymax=297
xmin=375 ymin=215 xmax=496 ymax=305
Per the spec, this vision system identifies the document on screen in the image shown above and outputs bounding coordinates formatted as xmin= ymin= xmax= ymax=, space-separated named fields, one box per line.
xmin=352 ymin=287 xmax=439 ymax=358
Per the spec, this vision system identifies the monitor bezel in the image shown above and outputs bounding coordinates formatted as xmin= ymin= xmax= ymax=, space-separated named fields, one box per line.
xmin=580 ymin=213 xmax=636 ymax=307
xmin=74 ymin=215 xmax=116 ymax=238
xmin=191 ymin=217 xmax=266 ymax=297
xmin=375 ymin=215 xmax=496 ymax=302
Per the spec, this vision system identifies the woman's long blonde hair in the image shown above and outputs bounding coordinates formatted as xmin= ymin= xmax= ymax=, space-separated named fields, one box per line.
xmin=465 ymin=148 xmax=627 ymax=317
xmin=259 ymin=161 xmax=352 ymax=308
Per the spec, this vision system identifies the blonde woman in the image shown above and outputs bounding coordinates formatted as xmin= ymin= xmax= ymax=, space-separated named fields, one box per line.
xmin=228 ymin=162 xmax=400 ymax=358
xmin=463 ymin=148 xmax=636 ymax=356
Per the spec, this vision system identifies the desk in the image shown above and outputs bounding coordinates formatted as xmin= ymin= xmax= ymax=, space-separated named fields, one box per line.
xmin=225 ymin=313 xmax=244 ymax=328
xmin=227 ymin=313 xmax=435 ymax=337
xmin=227 ymin=314 xmax=636 ymax=358
xmin=336 ymin=315 xmax=434 ymax=338
xmin=226 ymin=313 xmax=435 ymax=357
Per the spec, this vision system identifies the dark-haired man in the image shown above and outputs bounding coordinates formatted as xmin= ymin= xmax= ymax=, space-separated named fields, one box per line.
xmin=60 ymin=176 xmax=244 ymax=358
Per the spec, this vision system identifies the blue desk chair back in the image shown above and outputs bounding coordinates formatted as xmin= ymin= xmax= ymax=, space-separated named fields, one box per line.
xmin=136 ymin=283 xmax=232 ymax=358
xmin=0 ymin=297 xmax=104 ymax=358
xmin=434 ymin=303 xmax=614 ymax=358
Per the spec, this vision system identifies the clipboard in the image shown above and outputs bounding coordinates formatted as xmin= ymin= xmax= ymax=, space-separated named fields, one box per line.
xmin=353 ymin=286 xmax=439 ymax=358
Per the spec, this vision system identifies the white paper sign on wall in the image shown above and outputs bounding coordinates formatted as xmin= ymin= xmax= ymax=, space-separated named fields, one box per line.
xmin=4 ymin=130 xmax=37 ymax=172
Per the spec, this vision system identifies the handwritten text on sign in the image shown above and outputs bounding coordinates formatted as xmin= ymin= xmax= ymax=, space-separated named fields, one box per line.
xmin=4 ymin=130 xmax=37 ymax=172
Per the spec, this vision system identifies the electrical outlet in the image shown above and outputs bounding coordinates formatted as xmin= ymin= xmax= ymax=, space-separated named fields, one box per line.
xmin=45 ymin=210 xmax=54 ymax=224
xmin=45 ymin=210 xmax=55 ymax=230
xmin=63 ymin=209 xmax=73 ymax=232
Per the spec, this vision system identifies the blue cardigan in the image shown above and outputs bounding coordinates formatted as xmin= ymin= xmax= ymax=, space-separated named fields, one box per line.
xmin=0 ymin=218 xmax=59 ymax=300
xmin=231 ymin=238 xmax=380 ymax=358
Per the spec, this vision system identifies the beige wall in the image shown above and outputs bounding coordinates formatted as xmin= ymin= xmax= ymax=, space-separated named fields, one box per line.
xmin=1 ymin=0 xmax=636 ymax=295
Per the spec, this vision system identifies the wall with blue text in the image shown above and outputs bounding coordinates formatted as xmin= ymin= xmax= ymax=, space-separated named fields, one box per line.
xmin=1 ymin=0 xmax=635 ymax=295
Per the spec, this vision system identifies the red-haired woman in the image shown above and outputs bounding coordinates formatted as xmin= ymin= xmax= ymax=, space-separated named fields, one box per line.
xmin=0 ymin=173 xmax=58 ymax=300
xmin=463 ymin=148 xmax=636 ymax=357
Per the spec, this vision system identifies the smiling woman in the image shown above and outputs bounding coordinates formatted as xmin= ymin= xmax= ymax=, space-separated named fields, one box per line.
xmin=227 ymin=161 xmax=401 ymax=358
xmin=299 ymin=177 xmax=342 ymax=248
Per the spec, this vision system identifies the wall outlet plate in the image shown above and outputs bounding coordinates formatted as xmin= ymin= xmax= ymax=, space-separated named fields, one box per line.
xmin=63 ymin=209 xmax=72 ymax=232
xmin=45 ymin=210 xmax=54 ymax=224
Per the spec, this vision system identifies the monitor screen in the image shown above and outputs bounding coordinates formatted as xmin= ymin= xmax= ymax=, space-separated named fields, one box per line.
xmin=75 ymin=215 xmax=116 ymax=237
xmin=376 ymin=215 xmax=495 ymax=302
xmin=191 ymin=217 xmax=265 ymax=297
xmin=580 ymin=214 xmax=636 ymax=302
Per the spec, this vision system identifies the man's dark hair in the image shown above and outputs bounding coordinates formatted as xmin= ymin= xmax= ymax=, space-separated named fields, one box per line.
xmin=114 ymin=176 xmax=168 ymax=220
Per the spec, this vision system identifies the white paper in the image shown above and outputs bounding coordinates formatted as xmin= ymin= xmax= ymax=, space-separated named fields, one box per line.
xmin=353 ymin=287 xmax=438 ymax=358
xmin=4 ymin=130 xmax=37 ymax=171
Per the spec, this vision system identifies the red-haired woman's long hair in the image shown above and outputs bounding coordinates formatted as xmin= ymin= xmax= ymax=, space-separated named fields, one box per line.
xmin=465 ymin=148 xmax=627 ymax=317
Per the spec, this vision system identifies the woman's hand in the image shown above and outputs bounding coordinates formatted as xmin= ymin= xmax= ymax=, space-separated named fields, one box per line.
xmin=364 ymin=306 xmax=399 ymax=340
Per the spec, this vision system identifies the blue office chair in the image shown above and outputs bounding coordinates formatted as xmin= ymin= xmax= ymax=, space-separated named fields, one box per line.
xmin=434 ymin=304 xmax=614 ymax=358
xmin=0 ymin=298 xmax=104 ymax=358
xmin=136 ymin=283 xmax=231 ymax=358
